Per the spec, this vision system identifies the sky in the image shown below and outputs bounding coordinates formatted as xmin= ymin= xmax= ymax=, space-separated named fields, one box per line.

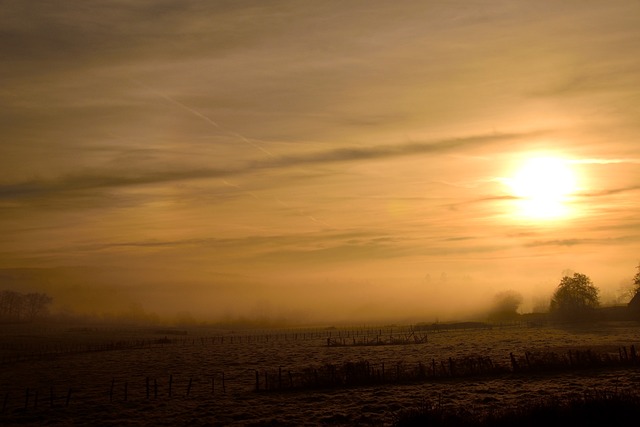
xmin=1 ymin=1 xmax=639 ymax=325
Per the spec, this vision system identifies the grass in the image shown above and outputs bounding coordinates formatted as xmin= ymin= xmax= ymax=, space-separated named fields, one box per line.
xmin=393 ymin=389 xmax=640 ymax=426
xmin=257 ymin=345 xmax=638 ymax=392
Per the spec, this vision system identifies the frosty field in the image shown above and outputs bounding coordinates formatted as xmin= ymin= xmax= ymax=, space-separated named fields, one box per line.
xmin=1 ymin=321 xmax=640 ymax=426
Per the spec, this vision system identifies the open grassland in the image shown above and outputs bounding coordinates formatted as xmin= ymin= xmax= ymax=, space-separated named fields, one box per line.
xmin=1 ymin=320 xmax=640 ymax=426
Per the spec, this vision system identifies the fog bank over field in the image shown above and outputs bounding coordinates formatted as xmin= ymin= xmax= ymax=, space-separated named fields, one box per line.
xmin=1 ymin=264 xmax=634 ymax=326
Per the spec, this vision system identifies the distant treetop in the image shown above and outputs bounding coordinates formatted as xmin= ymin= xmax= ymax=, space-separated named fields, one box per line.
xmin=549 ymin=272 xmax=599 ymax=321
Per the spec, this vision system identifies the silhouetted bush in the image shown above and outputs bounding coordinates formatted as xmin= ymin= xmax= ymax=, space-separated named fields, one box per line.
xmin=487 ymin=290 xmax=523 ymax=322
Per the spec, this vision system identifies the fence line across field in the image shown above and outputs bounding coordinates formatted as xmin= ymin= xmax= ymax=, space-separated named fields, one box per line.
xmin=1 ymin=343 xmax=638 ymax=416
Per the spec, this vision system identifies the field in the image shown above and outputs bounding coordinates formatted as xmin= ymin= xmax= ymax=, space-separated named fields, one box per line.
xmin=1 ymin=320 xmax=640 ymax=426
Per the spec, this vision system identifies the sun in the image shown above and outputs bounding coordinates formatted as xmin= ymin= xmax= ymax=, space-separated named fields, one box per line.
xmin=506 ymin=157 xmax=577 ymax=219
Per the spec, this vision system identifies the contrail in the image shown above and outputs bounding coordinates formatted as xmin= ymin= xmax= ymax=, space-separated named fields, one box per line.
xmin=129 ymin=78 xmax=274 ymax=157
xmin=275 ymin=198 xmax=331 ymax=227
xmin=130 ymin=78 xmax=330 ymax=228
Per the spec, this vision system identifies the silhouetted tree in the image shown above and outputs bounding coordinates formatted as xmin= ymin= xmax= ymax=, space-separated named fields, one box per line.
xmin=550 ymin=273 xmax=599 ymax=321
xmin=488 ymin=290 xmax=523 ymax=321
xmin=0 ymin=290 xmax=25 ymax=321
xmin=0 ymin=290 xmax=53 ymax=322
xmin=24 ymin=292 xmax=53 ymax=321
xmin=627 ymin=263 xmax=640 ymax=317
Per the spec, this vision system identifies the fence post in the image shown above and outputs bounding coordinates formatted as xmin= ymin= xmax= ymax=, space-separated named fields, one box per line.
xmin=510 ymin=353 xmax=518 ymax=372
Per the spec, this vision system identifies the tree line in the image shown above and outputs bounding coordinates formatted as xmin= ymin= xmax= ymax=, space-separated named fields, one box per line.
xmin=489 ymin=262 xmax=640 ymax=322
xmin=0 ymin=290 xmax=53 ymax=322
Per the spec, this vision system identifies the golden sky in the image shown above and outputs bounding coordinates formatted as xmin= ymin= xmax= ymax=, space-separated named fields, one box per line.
xmin=1 ymin=1 xmax=639 ymax=324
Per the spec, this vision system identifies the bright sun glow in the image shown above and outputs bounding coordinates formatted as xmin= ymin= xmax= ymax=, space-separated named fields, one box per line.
xmin=507 ymin=157 xmax=577 ymax=219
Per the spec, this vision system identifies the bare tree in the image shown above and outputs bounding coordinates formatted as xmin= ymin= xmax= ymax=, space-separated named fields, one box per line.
xmin=0 ymin=290 xmax=53 ymax=322
xmin=24 ymin=292 xmax=53 ymax=321
xmin=0 ymin=290 xmax=25 ymax=321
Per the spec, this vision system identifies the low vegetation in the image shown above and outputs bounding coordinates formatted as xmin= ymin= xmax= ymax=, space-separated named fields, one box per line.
xmin=393 ymin=389 xmax=640 ymax=427
xmin=256 ymin=344 xmax=639 ymax=392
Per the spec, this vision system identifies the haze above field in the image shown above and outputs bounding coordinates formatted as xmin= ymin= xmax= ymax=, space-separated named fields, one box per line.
xmin=1 ymin=1 xmax=639 ymax=325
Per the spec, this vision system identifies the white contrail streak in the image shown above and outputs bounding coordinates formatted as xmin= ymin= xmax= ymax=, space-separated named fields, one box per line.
xmin=130 ymin=78 xmax=274 ymax=157
xmin=130 ymin=78 xmax=330 ymax=228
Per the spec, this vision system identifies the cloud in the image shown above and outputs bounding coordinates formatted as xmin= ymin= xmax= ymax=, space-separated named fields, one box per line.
xmin=446 ymin=195 xmax=518 ymax=211
xmin=571 ymin=159 xmax=640 ymax=165
xmin=1 ymin=1 xmax=640 ymax=323
xmin=577 ymin=185 xmax=640 ymax=198
xmin=0 ymin=131 xmax=538 ymax=202
xmin=525 ymin=236 xmax=640 ymax=248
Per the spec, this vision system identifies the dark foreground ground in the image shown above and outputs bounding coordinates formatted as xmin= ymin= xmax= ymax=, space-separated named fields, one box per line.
xmin=1 ymin=321 xmax=640 ymax=426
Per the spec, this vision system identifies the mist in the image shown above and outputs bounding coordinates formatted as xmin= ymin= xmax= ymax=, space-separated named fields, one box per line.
xmin=2 ymin=260 xmax=634 ymax=327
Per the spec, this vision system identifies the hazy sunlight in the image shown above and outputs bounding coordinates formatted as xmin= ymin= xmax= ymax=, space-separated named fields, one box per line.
xmin=507 ymin=157 xmax=577 ymax=219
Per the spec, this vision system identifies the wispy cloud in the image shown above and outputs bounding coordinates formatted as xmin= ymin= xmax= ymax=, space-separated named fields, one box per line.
xmin=0 ymin=131 xmax=537 ymax=201
xmin=570 ymin=158 xmax=640 ymax=165
xmin=525 ymin=235 xmax=640 ymax=248
xmin=576 ymin=185 xmax=640 ymax=198
xmin=1 ymin=1 xmax=640 ymax=321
